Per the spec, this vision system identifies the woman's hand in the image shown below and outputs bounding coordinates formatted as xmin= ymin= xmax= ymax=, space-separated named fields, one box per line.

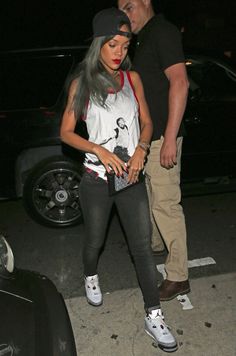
xmin=94 ymin=145 xmax=127 ymax=176
xmin=126 ymin=146 xmax=146 ymax=183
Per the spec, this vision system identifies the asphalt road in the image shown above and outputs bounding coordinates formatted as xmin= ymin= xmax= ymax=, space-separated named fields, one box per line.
xmin=0 ymin=192 xmax=235 ymax=300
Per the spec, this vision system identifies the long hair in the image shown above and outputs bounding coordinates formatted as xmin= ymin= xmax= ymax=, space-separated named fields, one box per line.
xmin=69 ymin=32 xmax=131 ymax=121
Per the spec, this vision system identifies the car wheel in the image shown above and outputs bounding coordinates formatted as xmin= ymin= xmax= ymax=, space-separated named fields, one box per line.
xmin=23 ymin=156 xmax=83 ymax=228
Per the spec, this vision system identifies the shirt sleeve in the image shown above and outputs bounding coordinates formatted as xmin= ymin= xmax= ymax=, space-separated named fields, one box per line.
xmin=152 ymin=22 xmax=185 ymax=71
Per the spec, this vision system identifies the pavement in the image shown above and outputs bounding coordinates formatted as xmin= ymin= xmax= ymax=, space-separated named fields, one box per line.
xmin=65 ymin=272 xmax=236 ymax=356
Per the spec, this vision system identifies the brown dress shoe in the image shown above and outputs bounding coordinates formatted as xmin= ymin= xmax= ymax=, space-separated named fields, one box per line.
xmin=159 ymin=279 xmax=190 ymax=301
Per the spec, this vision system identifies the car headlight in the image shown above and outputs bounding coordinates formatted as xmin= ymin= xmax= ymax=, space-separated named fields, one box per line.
xmin=0 ymin=235 xmax=14 ymax=277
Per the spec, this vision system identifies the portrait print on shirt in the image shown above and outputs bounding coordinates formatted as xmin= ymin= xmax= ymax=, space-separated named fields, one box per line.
xmin=89 ymin=116 xmax=131 ymax=166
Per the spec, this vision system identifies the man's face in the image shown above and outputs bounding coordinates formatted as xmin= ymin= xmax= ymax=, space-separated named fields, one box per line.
xmin=118 ymin=0 xmax=149 ymax=34
xmin=117 ymin=118 xmax=125 ymax=128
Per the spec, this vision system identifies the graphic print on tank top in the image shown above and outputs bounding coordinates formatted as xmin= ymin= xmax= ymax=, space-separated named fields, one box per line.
xmin=89 ymin=117 xmax=130 ymax=166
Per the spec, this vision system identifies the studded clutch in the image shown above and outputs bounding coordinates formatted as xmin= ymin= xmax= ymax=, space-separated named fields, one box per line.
xmin=106 ymin=170 xmax=144 ymax=196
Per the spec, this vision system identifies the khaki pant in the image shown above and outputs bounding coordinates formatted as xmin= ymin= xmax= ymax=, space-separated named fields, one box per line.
xmin=145 ymin=137 xmax=188 ymax=281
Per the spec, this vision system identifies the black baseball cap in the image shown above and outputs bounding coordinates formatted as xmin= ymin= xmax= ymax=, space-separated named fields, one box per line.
xmin=93 ymin=8 xmax=132 ymax=38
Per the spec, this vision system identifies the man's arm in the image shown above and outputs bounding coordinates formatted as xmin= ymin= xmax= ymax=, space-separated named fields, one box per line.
xmin=160 ymin=62 xmax=189 ymax=168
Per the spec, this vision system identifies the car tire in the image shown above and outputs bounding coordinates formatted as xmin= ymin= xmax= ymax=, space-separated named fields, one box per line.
xmin=23 ymin=156 xmax=83 ymax=228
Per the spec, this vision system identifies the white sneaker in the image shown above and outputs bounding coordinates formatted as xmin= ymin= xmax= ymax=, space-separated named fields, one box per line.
xmin=145 ymin=309 xmax=178 ymax=352
xmin=84 ymin=274 xmax=103 ymax=306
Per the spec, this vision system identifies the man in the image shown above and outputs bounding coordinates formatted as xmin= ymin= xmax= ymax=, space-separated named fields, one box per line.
xmin=118 ymin=0 xmax=190 ymax=301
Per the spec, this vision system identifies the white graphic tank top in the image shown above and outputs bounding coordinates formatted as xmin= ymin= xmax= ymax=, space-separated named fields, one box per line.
xmin=84 ymin=71 xmax=140 ymax=180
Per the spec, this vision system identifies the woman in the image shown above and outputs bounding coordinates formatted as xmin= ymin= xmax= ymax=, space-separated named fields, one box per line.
xmin=60 ymin=7 xmax=178 ymax=353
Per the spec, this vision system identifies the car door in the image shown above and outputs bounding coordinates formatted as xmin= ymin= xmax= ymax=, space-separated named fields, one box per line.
xmin=182 ymin=56 xmax=236 ymax=182
xmin=0 ymin=52 xmax=74 ymax=198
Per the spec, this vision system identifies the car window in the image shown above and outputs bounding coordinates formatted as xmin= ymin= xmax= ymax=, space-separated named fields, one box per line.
xmin=186 ymin=58 xmax=236 ymax=101
xmin=0 ymin=55 xmax=74 ymax=110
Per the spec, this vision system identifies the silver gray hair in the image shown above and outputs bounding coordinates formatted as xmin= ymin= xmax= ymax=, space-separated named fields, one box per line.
xmin=69 ymin=35 xmax=131 ymax=121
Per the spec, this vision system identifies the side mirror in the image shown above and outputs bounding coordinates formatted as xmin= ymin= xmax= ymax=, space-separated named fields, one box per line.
xmin=0 ymin=235 xmax=14 ymax=278
xmin=187 ymin=75 xmax=202 ymax=102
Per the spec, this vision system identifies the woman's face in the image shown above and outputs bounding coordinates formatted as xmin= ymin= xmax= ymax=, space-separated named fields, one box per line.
xmin=100 ymin=24 xmax=130 ymax=74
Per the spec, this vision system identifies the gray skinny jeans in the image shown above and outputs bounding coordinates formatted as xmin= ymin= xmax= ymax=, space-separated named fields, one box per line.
xmin=79 ymin=172 xmax=160 ymax=310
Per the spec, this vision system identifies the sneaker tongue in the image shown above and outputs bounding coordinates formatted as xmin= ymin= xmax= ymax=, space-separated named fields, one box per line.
xmin=86 ymin=274 xmax=98 ymax=281
xmin=149 ymin=308 xmax=162 ymax=319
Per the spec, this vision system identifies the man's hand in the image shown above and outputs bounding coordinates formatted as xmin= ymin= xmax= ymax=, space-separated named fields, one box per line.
xmin=160 ymin=138 xmax=177 ymax=169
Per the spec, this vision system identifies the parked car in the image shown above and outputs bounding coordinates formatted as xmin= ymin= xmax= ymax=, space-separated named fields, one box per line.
xmin=0 ymin=235 xmax=77 ymax=355
xmin=0 ymin=47 xmax=87 ymax=228
xmin=181 ymin=52 xmax=236 ymax=195
xmin=0 ymin=47 xmax=236 ymax=228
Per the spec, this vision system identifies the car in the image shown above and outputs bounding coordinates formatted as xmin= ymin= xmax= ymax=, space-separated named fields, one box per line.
xmin=0 ymin=47 xmax=236 ymax=228
xmin=181 ymin=52 xmax=236 ymax=195
xmin=0 ymin=46 xmax=88 ymax=228
xmin=0 ymin=235 xmax=77 ymax=355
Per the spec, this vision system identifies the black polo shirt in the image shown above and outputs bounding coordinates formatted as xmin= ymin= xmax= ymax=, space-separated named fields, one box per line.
xmin=132 ymin=14 xmax=185 ymax=140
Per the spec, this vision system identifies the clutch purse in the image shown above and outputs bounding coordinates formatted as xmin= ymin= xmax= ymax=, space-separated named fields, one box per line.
xmin=106 ymin=170 xmax=144 ymax=196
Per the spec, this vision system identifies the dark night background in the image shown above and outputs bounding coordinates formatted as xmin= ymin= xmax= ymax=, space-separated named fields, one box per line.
xmin=1 ymin=0 xmax=236 ymax=54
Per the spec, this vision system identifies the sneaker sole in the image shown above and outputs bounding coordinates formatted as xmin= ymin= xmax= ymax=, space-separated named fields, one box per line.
xmin=145 ymin=329 xmax=178 ymax=353
xmin=160 ymin=288 xmax=191 ymax=302
xmin=86 ymin=297 xmax=103 ymax=307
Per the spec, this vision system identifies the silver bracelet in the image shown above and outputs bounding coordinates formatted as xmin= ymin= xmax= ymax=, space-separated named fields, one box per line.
xmin=138 ymin=141 xmax=150 ymax=152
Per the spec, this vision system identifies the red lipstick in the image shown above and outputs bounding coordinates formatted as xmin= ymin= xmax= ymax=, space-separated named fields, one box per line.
xmin=113 ymin=59 xmax=121 ymax=64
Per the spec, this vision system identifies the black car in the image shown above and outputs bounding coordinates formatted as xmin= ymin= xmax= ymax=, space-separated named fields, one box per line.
xmin=0 ymin=47 xmax=236 ymax=228
xmin=0 ymin=47 xmax=87 ymax=228
xmin=181 ymin=53 xmax=236 ymax=194
xmin=0 ymin=235 xmax=77 ymax=355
